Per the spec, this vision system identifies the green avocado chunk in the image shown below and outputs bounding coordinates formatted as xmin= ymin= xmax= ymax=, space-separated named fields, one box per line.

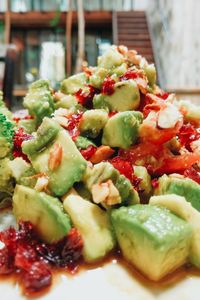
xmin=93 ymin=80 xmax=140 ymax=112
xmin=18 ymin=119 xmax=36 ymax=134
xmin=9 ymin=157 xmax=36 ymax=188
xmin=0 ymin=158 xmax=14 ymax=195
xmin=22 ymin=117 xmax=60 ymax=155
xmin=111 ymin=204 xmax=192 ymax=281
xmin=133 ymin=165 xmax=152 ymax=197
xmin=23 ymin=79 xmax=55 ymax=126
xmin=142 ymin=64 xmax=156 ymax=87
xmin=150 ymin=194 xmax=200 ymax=268
xmin=83 ymin=162 xmax=139 ymax=206
xmin=13 ymin=185 xmax=71 ymax=243
xmin=178 ymin=100 xmax=200 ymax=126
xmin=55 ymin=94 xmax=78 ymax=110
xmin=155 ymin=175 xmax=200 ymax=212
xmin=102 ymin=111 xmax=143 ymax=149
xmin=89 ymin=67 xmax=109 ymax=89
xmin=79 ymin=109 xmax=108 ymax=138
xmin=63 ymin=194 xmax=116 ymax=262
xmin=61 ymin=72 xmax=88 ymax=95
xmin=97 ymin=46 xmax=124 ymax=69
xmin=75 ymin=136 xmax=96 ymax=150
xmin=24 ymin=123 xmax=87 ymax=196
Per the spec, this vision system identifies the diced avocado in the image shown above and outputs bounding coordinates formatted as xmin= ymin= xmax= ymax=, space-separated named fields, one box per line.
xmin=150 ymin=194 xmax=200 ymax=268
xmin=22 ymin=117 xmax=60 ymax=155
xmin=93 ymin=80 xmax=140 ymax=112
xmin=143 ymin=64 xmax=156 ymax=87
xmin=13 ymin=185 xmax=71 ymax=243
xmin=55 ymin=94 xmax=78 ymax=110
xmin=61 ymin=72 xmax=88 ymax=95
xmin=0 ymin=138 xmax=11 ymax=159
xmin=89 ymin=67 xmax=109 ymax=89
xmin=9 ymin=157 xmax=30 ymax=181
xmin=110 ymin=63 xmax=127 ymax=77
xmin=75 ymin=136 xmax=96 ymax=150
xmin=83 ymin=162 xmax=139 ymax=206
xmin=155 ymin=175 xmax=200 ymax=212
xmin=98 ymin=46 xmax=124 ymax=69
xmin=23 ymin=79 xmax=55 ymax=126
xmin=102 ymin=111 xmax=142 ymax=149
xmin=18 ymin=118 xmax=36 ymax=134
xmin=63 ymin=194 xmax=115 ymax=262
xmin=0 ymin=158 xmax=14 ymax=194
xmin=26 ymin=128 xmax=87 ymax=196
xmin=178 ymin=100 xmax=200 ymax=126
xmin=79 ymin=109 xmax=108 ymax=138
xmin=111 ymin=205 xmax=192 ymax=281
xmin=133 ymin=166 xmax=152 ymax=196
xmin=8 ymin=157 xmax=36 ymax=188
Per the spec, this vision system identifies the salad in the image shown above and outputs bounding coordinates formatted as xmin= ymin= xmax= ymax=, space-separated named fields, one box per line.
xmin=0 ymin=45 xmax=200 ymax=295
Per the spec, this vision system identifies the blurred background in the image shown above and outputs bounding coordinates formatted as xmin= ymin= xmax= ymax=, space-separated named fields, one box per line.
xmin=0 ymin=0 xmax=199 ymax=109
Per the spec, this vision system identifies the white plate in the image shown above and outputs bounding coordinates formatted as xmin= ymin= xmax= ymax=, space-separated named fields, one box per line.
xmin=1 ymin=257 xmax=200 ymax=300
xmin=1 ymin=211 xmax=200 ymax=300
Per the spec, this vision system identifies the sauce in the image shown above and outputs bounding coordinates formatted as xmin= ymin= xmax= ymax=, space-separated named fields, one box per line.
xmin=1 ymin=209 xmax=200 ymax=297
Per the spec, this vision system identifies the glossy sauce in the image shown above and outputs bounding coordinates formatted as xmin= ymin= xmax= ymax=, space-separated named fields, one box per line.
xmin=1 ymin=251 xmax=200 ymax=297
xmin=1 ymin=208 xmax=200 ymax=297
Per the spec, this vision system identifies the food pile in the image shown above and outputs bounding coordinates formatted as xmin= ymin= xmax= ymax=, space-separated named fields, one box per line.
xmin=0 ymin=45 xmax=200 ymax=294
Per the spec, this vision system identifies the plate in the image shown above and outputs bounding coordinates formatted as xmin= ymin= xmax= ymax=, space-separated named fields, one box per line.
xmin=1 ymin=253 xmax=200 ymax=300
xmin=0 ymin=210 xmax=200 ymax=300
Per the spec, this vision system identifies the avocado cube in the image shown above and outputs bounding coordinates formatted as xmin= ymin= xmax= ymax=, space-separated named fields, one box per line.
xmin=102 ymin=111 xmax=142 ymax=149
xmin=111 ymin=205 xmax=192 ymax=281
xmin=89 ymin=67 xmax=109 ymax=89
xmin=79 ymin=109 xmax=108 ymax=138
xmin=23 ymin=79 xmax=55 ymax=126
xmin=61 ymin=72 xmax=88 ymax=95
xmin=63 ymin=194 xmax=116 ymax=262
xmin=28 ymin=129 xmax=86 ymax=196
xmin=22 ymin=117 xmax=60 ymax=155
xmin=178 ymin=100 xmax=200 ymax=126
xmin=133 ymin=166 xmax=152 ymax=196
xmin=142 ymin=64 xmax=156 ymax=87
xmin=97 ymin=46 xmax=124 ymax=69
xmin=83 ymin=162 xmax=139 ymax=206
xmin=150 ymin=194 xmax=200 ymax=268
xmin=93 ymin=79 xmax=140 ymax=112
xmin=75 ymin=136 xmax=96 ymax=150
xmin=155 ymin=175 xmax=200 ymax=212
xmin=13 ymin=185 xmax=71 ymax=243
xmin=55 ymin=94 xmax=78 ymax=110
xmin=22 ymin=118 xmax=87 ymax=196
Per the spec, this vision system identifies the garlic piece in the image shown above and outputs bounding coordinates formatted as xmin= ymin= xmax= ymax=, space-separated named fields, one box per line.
xmin=91 ymin=180 xmax=121 ymax=206
xmin=105 ymin=180 xmax=121 ymax=205
xmin=35 ymin=175 xmax=49 ymax=192
xmin=157 ymin=104 xmax=182 ymax=129
xmin=190 ymin=140 xmax=200 ymax=154
xmin=91 ymin=182 xmax=110 ymax=204
xmin=53 ymin=115 xmax=69 ymax=128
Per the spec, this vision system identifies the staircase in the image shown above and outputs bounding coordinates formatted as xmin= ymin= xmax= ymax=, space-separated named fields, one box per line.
xmin=113 ymin=11 xmax=154 ymax=63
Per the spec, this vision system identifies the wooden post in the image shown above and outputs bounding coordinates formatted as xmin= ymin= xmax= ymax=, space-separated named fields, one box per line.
xmin=75 ymin=0 xmax=85 ymax=73
xmin=66 ymin=0 xmax=73 ymax=76
xmin=5 ymin=0 xmax=11 ymax=44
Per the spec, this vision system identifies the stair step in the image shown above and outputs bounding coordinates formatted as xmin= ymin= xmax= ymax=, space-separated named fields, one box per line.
xmin=118 ymin=23 xmax=149 ymax=29
xmin=118 ymin=34 xmax=151 ymax=41
xmin=114 ymin=10 xmax=155 ymax=64
xmin=117 ymin=11 xmax=146 ymax=17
